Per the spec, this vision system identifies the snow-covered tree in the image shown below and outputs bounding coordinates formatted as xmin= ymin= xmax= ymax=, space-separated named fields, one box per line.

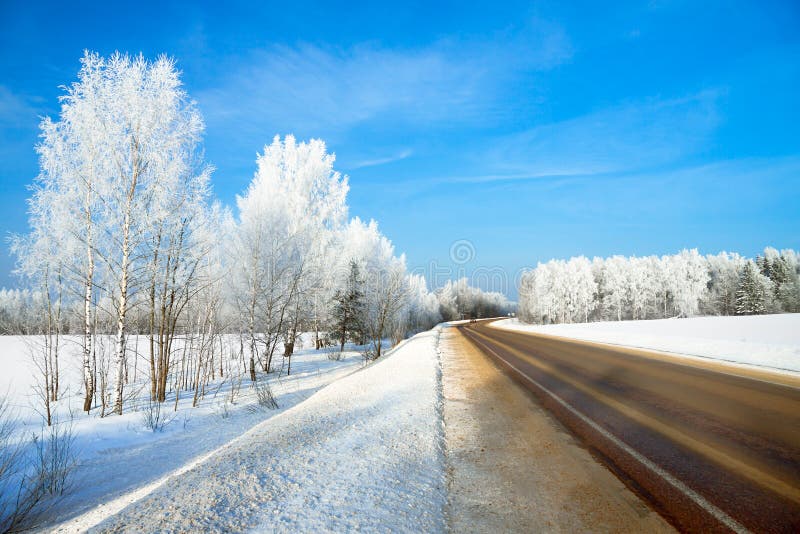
xmin=0 ymin=289 xmax=37 ymax=334
xmin=338 ymin=218 xmax=409 ymax=359
xmin=600 ymin=256 xmax=628 ymax=321
xmin=233 ymin=135 xmax=348 ymax=377
xmin=84 ymin=53 xmax=210 ymax=414
xmin=702 ymin=252 xmax=746 ymax=315
xmin=516 ymin=249 xmax=776 ymax=325
xmin=736 ymin=261 xmax=771 ymax=315
xmin=402 ymin=274 xmax=442 ymax=334
xmin=436 ymin=277 xmax=513 ymax=322
xmin=667 ymin=249 xmax=709 ymax=318
xmin=758 ymin=247 xmax=800 ymax=312
xmin=14 ymin=52 xmax=212 ymax=415
xmin=565 ymin=256 xmax=597 ymax=322
xmin=18 ymin=53 xmax=112 ymax=413
xmin=330 ymin=260 xmax=367 ymax=351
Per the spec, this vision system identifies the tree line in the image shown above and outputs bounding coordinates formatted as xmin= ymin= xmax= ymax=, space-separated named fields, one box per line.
xmin=518 ymin=247 xmax=800 ymax=325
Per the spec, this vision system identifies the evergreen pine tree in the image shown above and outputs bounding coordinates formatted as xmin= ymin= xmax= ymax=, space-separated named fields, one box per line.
xmin=768 ymin=255 xmax=791 ymax=310
xmin=736 ymin=261 xmax=767 ymax=315
xmin=331 ymin=261 xmax=366 ymax=352
xmin=756 ymin=255 xmax=771 ymax=278
xmin=777 ymin=277 xmax=800 ymax=313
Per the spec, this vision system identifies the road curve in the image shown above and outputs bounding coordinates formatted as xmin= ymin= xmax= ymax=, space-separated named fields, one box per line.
xmin=459 ymin=320 xmax=800 ymax=533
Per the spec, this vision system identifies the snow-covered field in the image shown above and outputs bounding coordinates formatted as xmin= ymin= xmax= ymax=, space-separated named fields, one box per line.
xmin=493 ymin=314 xmax=800 ymax=373
xmin=40 ymin=327 xmax=446 ymax=533
xmin=0 ymin=333 xmax=401 ymax=530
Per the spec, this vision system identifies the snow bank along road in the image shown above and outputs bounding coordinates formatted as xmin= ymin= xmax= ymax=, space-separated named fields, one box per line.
xmin=53 ymin=329 xmax=446 ymax=533
xmin=461 ymin=320 xmax=800 ymax=533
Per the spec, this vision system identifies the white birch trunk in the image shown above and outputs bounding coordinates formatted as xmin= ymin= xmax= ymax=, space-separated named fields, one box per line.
xmin=114 ymin=137 xmax=139 ymax=416
xmin=83 ymin=188 xmax=95 ymax=413
xmin=113 ymin=210 xmax=130 ymax=415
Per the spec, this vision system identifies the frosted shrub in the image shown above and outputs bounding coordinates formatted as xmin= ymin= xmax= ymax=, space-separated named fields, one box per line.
xmin=30 ymin=420 xmax=76 ymax=498
xmin=0 ymin=396 xmax=23 ymax=531
xmin=0 ymin=400 xmax=76 ymax=532
xmin=361 ymin=345 xmax=378 ymax=364
xmin=141 ymin=397 xmax=174 ymax=433
xmin=254 ymin=378 xmax=278 ymax=410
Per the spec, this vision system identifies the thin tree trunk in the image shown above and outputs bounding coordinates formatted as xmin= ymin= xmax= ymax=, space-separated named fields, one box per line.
xmin=113 ymin=136 xmax=140 ymax=416
xmin=340 ymin=307 xmax=348 ymax=353
xmin=43 ymin=272 xmax=53 ymax=426
xmin=148 ymin=229 xmax=162 ymax=401
xmin=248 ymin=283 xmax=257 ymax=381
xmin=114 ymin=253 xmax=129 ymax=416
xmin=52 ymin=267 xmax=62 ymax=402
xmin=83 ymin=245 xmax=94 ymax=412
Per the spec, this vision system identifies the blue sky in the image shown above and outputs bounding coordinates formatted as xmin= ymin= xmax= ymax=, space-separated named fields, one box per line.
xmin=0 ymin=0 xmax=798 ymax=296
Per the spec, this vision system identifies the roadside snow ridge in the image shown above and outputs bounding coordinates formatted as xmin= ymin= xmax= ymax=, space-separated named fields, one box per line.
xmin=83 ymin=328 xmax=446 ymax=533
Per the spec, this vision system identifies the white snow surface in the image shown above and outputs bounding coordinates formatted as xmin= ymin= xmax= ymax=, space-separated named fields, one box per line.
xmin=2 ymin=336 xmax=361 ymax=532
xmin=493 ymin=314 xmax=800 ymax=373
xmin=49 ymin=328 xmax=446 ymax=533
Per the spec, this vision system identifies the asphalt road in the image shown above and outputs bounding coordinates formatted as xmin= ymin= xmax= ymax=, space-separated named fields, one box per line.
xmin=459 ymin=320 xmax=800 ymax=533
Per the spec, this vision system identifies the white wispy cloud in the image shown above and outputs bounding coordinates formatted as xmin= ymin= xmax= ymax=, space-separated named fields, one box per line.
xmin=202 ymin=44 xmax=475 ymax=129
xmin=367 ymin=90 xmax=723 ymax=190
xmin=479 ymin=90 xmax=723 ymax=179
xmin=195 ymin=19 xmax=573 ymax=140
xmin=423 ymin=155 xmax=800 ymax=194
xmin=349 ymin=149 xmax=414 ymax=170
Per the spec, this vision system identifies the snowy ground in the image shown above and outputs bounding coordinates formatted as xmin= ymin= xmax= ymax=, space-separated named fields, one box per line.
xmin=40 ymin=328 xmax=446 ymax=532
xmin=493 ymin=314 xmax=800 ymax=373
xmin=0 ymin=333 xmax=387 ymax=531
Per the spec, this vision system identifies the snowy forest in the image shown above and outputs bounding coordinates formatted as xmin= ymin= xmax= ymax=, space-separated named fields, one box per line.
xmin=518 ymin=247 xmax=800 ymax=325
xmin=0 ymin=52 xmax=510 ymax=425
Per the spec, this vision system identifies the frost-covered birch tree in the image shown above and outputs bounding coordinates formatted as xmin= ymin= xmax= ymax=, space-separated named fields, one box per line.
xmin=16 ymin=52 xmax=211 ymax=415
xmin=233 ymin=135 xmax=348 ymax=377
xmin=13 ymin=55 xmax=109 ymax=413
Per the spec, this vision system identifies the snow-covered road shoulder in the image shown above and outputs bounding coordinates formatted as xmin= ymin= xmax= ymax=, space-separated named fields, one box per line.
xmin=492 ymin=314 xmax=800 ymax=374
xmin=83 ymin=328 xmax=446 ymax=533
